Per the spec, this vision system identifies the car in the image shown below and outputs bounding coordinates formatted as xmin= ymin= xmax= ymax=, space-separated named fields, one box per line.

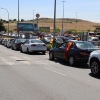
xmin=41 ymin=36 xmax=51 ymax=44
xmin=20 ymin=39 xmax=47 ymax=54
xmin=49 ymin=40 xmax=100 ymax=66
xmin=88 ymin=50 xmax=100 ymax=76
xmin=6 ymin=38 xmax=14 ymax=48
xmin=11 ymin=38 xmax=26 ymax=50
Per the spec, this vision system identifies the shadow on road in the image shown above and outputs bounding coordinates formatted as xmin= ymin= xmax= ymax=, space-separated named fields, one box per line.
xmin=50 ymin=58 xmax=89 ymax=69
xmin=89 ymin=73 xmax=100 ymax=80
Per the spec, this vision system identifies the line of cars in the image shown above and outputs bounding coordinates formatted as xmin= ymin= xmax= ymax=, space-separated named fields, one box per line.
xmin=0 ymin=38 xmax=47 ymax=54
xmin=0 ymin=36 xmax=100 ymax=76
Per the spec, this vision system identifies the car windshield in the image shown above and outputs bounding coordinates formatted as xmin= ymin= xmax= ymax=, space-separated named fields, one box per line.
xmin=45 ymin=37 xmax=51 ymax=40
xmin=76 ymin=42 xmax=97 ymax=49
xmin=31 ymin=40 xmax=43 ymax=43
xmin=16 ymin=39 xmax=26 ymax=43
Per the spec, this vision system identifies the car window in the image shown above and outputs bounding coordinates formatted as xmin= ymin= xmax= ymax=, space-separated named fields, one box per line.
xmin=25 ymin=40 xmax=30 ymax=44
xmin=76 ymin=42 xmax=97 ymax=49
xmin=59 ymin=43 xmax=66 ymax=48
xmin=31 ymin=40 xmax=43 ymax=43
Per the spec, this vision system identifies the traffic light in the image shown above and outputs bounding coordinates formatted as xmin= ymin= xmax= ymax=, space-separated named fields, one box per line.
xmin=34 ymin=23 xmax=37 ymax=28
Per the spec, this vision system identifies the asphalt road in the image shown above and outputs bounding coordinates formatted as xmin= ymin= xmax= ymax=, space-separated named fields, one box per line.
xmin=0 ymin=45 xmax=100 ymax=100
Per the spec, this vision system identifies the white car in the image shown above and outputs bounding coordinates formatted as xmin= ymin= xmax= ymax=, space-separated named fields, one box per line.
xmin=88 ymin=50 xmax=100 ymax=76
xmin=20 ymin=39 xmax=47 ymax=54
xmin=6 ymin=38 xmax=14 ymax=48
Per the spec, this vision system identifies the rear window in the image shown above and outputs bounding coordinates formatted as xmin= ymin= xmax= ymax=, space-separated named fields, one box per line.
xmin=76 ymin=42 xmax=97 ymax=49
xmin=16 ymin=39 xmax=26 ymax=43
xmin=31 ymin=40 xmax=43 ymax=43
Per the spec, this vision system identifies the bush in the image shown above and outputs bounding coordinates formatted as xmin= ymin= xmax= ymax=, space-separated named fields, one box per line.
xmin=46 ymin=43 xmax=52 ymax=51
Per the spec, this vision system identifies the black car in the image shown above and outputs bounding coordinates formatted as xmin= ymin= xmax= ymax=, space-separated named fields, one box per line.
xmin=49 ymin=40 xmax=100 ymax=66
xmin=11 ymin=38 xmax=26 ymax=50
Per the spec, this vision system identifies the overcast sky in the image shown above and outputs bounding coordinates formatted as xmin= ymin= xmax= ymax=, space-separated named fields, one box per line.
xmin=0 ymin=0 xmax=100 ymax=23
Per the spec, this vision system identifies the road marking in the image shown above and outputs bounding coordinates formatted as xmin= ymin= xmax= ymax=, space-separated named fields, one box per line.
xmin=11 ymin=56 xmax=23 ymax=60
xmin=43 ymin=67 xmax=66 ymax=76
xmin=24 ymin=57 xmax=32 ymax=60
xmin=35 ymin=61 xmax=47 ymax=65
xmin=11 ymin=56 xmax=31 ymax=65
xmin=22 ymin=61 xmax=31 ymax=65
xmin=0 ymin=58 xmax=14 ymax=65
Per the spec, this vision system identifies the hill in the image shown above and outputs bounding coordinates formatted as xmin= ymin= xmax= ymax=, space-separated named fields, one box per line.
xmin=3 ymin=18 xmax=100 ymax=32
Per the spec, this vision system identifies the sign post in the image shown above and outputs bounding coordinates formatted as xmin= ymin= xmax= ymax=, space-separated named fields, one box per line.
xmin=36 ymin=13 xmax=40 ymax=32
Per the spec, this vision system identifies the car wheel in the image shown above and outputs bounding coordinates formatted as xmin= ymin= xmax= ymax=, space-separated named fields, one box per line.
xmin=42 ymin=51 xmax=46 ymax=55
xmin=49 ymin=52 xmax=54 ymax=60
xmin=90 ymin=59 xmax=100 ymax=76
xmin=27 ymin=48 xmax=29 ymax=53
xmin=11 ymin=46 xmax=14 ymax=50
xmin=20 ymin=47 xmax=23 ymax=53
xmin=68 ymin=56 xmax=76 ymax=66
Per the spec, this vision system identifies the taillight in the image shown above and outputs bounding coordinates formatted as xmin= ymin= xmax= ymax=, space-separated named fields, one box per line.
xmin=31 ymin=44 xmax=36 ymax=46
xmin=18 ymin=42 xmax=20 ymax=45
xmin=79 ymin=52 xmax=88 ymax=56
xmin=43 ymin=44 xmax=46 ymax=46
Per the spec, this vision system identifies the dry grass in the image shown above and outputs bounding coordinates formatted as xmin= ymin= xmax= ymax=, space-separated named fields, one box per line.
xmin=4 ymin=18 xmax=100 ymax=32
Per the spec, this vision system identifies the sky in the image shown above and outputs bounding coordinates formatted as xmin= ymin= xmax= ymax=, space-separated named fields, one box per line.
xmin=0 ymin=0 xmax=100 ymax=23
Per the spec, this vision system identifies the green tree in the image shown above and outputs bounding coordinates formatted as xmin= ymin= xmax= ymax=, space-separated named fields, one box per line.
xmin=56 ymin=27 xmax=60 ymax=33
xmin=39 ymin=27 xmax=50 ymax=32
xmin=13 ymin=19 xmax=17 ymax=21
xmin=21 ymin=19 xmax=24 ymax=22
xmin=0 ymin=21 xmax=6 ymax=31
xmin=87 ymin=29 xmax=91 ymax=32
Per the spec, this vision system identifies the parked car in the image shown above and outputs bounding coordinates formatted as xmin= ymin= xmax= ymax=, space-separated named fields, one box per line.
xmin=20 ymin=39 xmax=47 ymax=54
xmin=2 ymin=38 xmax=6 ymax=45
xmin=49 ymin=40 xmax=100 ymax=66
xmin=41 ymin=36 xmax=51 ymax=44
xmin=6 ymin=38 xmax=14 ymax=48
xmin=11 ymin=38 xmax=26 ymax=50
xmin=88 ymin=50 xmax=100 ymax=76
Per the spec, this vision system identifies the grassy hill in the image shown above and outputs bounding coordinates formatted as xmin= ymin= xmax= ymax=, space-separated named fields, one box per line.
xmin=3 ymin=18 xmax=100 ymax=32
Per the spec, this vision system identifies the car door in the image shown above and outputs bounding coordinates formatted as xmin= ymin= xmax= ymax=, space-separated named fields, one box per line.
xmin=57 ymin=42 xmax=67 ymax=59
xmin=22 ymin=40 xmax=30 ymax=52
xmin=54 ymin=43 xmax=66 ymax=59
xmin=65 ymin=41 xmax=73 ymax=60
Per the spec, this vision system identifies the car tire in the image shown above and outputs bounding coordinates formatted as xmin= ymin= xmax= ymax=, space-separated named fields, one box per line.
xmin=27 ymin=48 xmax=29 ymax=54
xmin=49 ymin=52 xmax=54 ymax=60
xmin=90 ymin=59 xmax=100 ymax=76
xmin=68 ymin=56 xmax=76 ymax=66
xmin=20 ymin=47 xmax=23 ymax=53
xmin=42 ymin=51 xmax=46 ymax=55
xmin=11 ymin=46 xmax=14 ymax=50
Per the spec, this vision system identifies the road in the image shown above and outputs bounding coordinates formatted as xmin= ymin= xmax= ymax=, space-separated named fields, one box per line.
xmin=0 ymin=45 xmax=100 ymax=100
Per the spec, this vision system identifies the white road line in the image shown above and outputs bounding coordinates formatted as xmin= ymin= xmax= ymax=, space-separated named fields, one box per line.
xmin=35 ymin=61 xmax=47 ymax=65
xmin=11 ymin=56 xmax=31 ymax=65
xmin=0 ymin=58 xmax=14 ymax=65
xmin=24 ymin=57 xmax=32 ymax=60
xmin=10 ymin=56 xmax=23 ymax=60
xmin=43 ymin=67 xmax=66 ymax=76
xmin=22 ymin=61 xmax=31 ymax=65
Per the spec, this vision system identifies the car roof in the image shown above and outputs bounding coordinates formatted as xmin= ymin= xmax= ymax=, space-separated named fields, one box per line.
xmin=64 ymin=40 xmax=91 ymax=43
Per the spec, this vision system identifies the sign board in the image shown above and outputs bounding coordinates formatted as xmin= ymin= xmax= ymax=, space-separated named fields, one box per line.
xmin=81 ymin=32 xmax=88 ymax=41
xmin=60 ymin=30 xmax=64 ymax=35
xmin=17 ymin=23 xmax=38 ymax=31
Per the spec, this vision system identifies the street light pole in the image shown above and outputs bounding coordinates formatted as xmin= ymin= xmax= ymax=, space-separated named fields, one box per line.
xmin=18 ymin=0 xmax=19 ymax=38
xmin=62 ymin=1 xmax=66 ymax=34
xmin=33 ymin=10 xmax=35 ymax=24
xmin=0 ymin=7 xmax=9 ymax=35
xmin=75 ymin=12 xmax=78 ymax=31
xmin=52 ymin=0 xmax=56 ymax=47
